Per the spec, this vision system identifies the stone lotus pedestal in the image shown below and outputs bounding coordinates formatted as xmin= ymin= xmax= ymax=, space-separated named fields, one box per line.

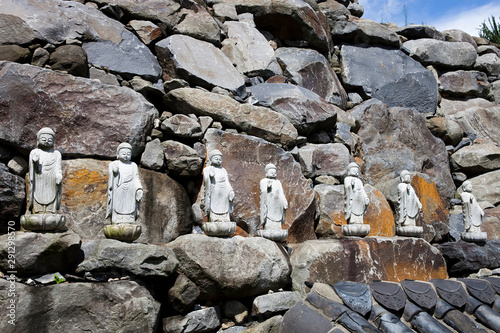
xmin=256 ymin=229 xmax=288 ymax=242
xmin=103 ymin=224 xmax=142 ymax=242
xmin=21 ymin=214 xmax=66 ymax=231
xmin=396 ymin=226 xmax=423 ymax=237
xmin=342 ymin=224 xmax=370 ymax=237
xmin=202 ymin=222 xmax=236 ymax=237
xmin=461 ymin=232 xmax=487 ymax=242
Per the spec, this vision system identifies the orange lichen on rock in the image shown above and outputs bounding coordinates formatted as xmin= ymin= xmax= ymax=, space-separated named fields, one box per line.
xmin=364 ymin=185 xmax=395 ymax=237
xmin=62 ymin=160 xmax=108 ymax=209
xmin=411 ymin=174 xmax=448 ymax=224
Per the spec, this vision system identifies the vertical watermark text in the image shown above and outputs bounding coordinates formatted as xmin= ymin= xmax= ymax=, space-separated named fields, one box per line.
xmin=6 ymin=220 xmax=16 ymax=325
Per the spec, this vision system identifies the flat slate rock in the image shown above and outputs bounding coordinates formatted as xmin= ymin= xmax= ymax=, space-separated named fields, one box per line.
xmin=280 ymin=301 xmax=335 ymax=333
xmin=370 ymin=281 xmax=406 ymax=312
xmin=338 ymin=311 xmax=382 ymax=333
xmin=333 ymin=281 xmax=372 ymax=316
xmin=431 ymin=279 xmax=467 ymax=308
xmin=458 ymin=278 xmax=496 ymax=305
xmin=482 ymin=277 xmax=500 ymax=295
xmin=400 ymin=280 xmax=437 ymax=311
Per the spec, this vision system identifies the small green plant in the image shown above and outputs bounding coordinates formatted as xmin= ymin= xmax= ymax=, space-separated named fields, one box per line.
xmin=402 ymin=3 xmax=409 ymax=26
xmin=53 ymin=273 xmax=66 ymax=284
xmin=478 ymin=16 xmax=500 ymax=44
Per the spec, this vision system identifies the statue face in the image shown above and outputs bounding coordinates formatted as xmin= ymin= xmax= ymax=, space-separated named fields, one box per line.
xmin=211 ymin=154 xmax=222 ymax=166
xmin=403 ymin=174 xmax=411 ymax=183
xmin=38 ymin=133 xmax=54 ymax=148
xmin=464 ymin=182 xmax=472 ymax=192
xmin=349 ymin=166 xmax=360 ymax=177
xmin=266 ymin=167 xmax=277 ymax=179
xmin=118 ymin=148 xmax=132 ymax=162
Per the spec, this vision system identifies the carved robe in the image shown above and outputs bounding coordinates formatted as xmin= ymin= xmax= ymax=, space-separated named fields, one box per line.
xmin=28 ymin=148 xmax=62 ymax=214
xmin=203 ymin=165 xmax=233 ymax=221
xmin=106 ymin=160 xmax=142 ymax=224
xmin=397 ymin=183 xmax=421 ymax=226
xmin=461 ymin=191 xmax=484 ymax=232
xmin=260 ymin=178 xmax=287 ymax=229
xmin=344 ymin=176 xmax=369 ymax=223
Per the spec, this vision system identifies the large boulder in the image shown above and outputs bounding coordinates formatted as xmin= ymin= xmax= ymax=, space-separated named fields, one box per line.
xmin=162 ymin=140 xmax=204 ymax=177
xmin=216 ymin=0 xmax=333 ymax=54
xmin=0 ymin=280 xmax=160 ymax=332
xmin=76 ymin=239 xmax=179 ymax=280
xmin=163 ymin=307 xmax=221 ymax=333
xmin=222 ymin=21 xmax=281 ymax=78
xmin=247 ymin=83 xmax=340 ymax=136
xmin=350 ymin=18 xmax=400 ymax=47
xmin=155 ymin=35 xmax=245 ymax=96
xmin=438 ymin=70 xmax=489 ymax=98
xmin=298 ymin=143 xmax=351 ymax=178
xmin=475 ymin=53 xmax=500 ymax=76
xmin=0 ymin=13 xmax=37 ymax=45
xmin=483 ymin=206 xmax=500 ymax=241
xmin=442 ymin=29 xmax=478 ymax=49
xmin=396 ymin=25 xmax=445 ymax=40
xmin=203 ymin=129 xmax=316 ymax=242
xmin=291 ymin=238 xmax=448 ymax=296
xmin=0 ymin=163 xmax=25 ymax=232
xmin=439 ymin=97 xmax=495 ymax=116
xmin=0 ymin=230 xmax=81 ymax=276
xmin=340 ymin=45 xmax=438 ymax=114
xmin=275 ymin=47 xmax=347 ymax=108
xmin=450 ymin=143 xmax=500 ymax=174
xmin=459 ymin=170 xmax=500 ymax=207
xmin=403 ymin=39 xmax=477 ymax=69
xmin=61 ymin=159 xmax=193 ymax=244
xmin=0 ymin=61 xmax=157 ymax=159
xmin=165 ymin=88 xmax=298 ymax=147
xmin=2 ymin=0 xmax=161 ymax=80
xmin=352 ymin=100 xmax=455 ymax=202
xmin=167 ymin=234 xmax=291 ymax=300
xmin=448 ymin=105 xmax=500 ymax=146
xmin=48 ymin=45 xmax=89 ymax=77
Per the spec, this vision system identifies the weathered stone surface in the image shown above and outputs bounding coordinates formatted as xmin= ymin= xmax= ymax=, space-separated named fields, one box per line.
xmin=459 ymin=170 xmax=500 ymax=207
xmin=167 ymin=234 xmax=290 ymax=300
xmin=353 ymin=101 xmax=455 ymax=202
xmin=76 ymin=239 xmax=179 ymax=279
xmin=61 ymin=159 xmax=193 ymax=244
xmin=352 ymin=18 xmax=400 ymax=47
xmin=439 ymin=97 xmax=495 ymax=117
xmin=0 ymin=280 xmax=160 ymax=331
xmin=281 ymin=301 xmax=335 ymax=333
xmin=0 ymin=61 xmax=157 ymax=158
xmin=426 ymin=116 xmax=463 ymax=146
xmin=173 ymin=6 xmax=221 ymax=45
xmin=161 ymin=114 xmax=203 ymax=139
xmin=318 ymin=0 xmax=350 ymax=17
xmin=248 ymin=83 xmax=340 ymax=136
xmin=0 ymin=230 xmax=81 ymax=276
xmin=88 ymin=67 xmax=120 ymax=86
xmin=0 ymin=13 xmax=36 ymax=45
xmin=443 ymin=29 xmax=478 ymax=49
xmin=7 ymin=155 xmax=27 ymax=176
xmin=129 ymin=20 xmax=162 ymax=45
xmin=478 ymin=45 xmax=500 ymax=57
xmin=448 ymin=105 xmax=500 ymax=146
xmin=275 ymin=47 xmax=347 ymax=108
xmin=31 ymin=47 xmax=50 ymax=67
xmin=141 ymin=138 xmax=165 ymax=170
xmin=156 ymin=35 xmax=245 ymax=96
xmin=0 ymin=45 xmax=30 ymax=62
xmin=451 ymin=144 xmax=500 ymax=174
xmin=483 ymin=206 xmax=500 ymax=241
xmin=474 ymin=53 xmax=500 ymax=76
xmin=49 ymin=45 xmax=89 ymax=77
xmin=436 ymin=240 xmax=500 ymax=276
xmin=164 ymin=307 xmax=221 ymax=333
xmin=492 ymin=81 xmax=500 ymax=104
xmin=252 ymin=291 xmax=301 ymax=316
xmin=0 ymin=163 xmax=25 ymax=231
xmin=340 ymin=45 xmax=438 ymax=114
xmin=203 ymin=129 xmax=316 ymax=242
xmin=163 ymin=140 xmax=204 ymax=177
xmin=403 ymin=39 xmax=477 ymax=69
xmin=216 ymin=0 xmax=333 ymax=54
xmin=213 ymin=3 xmax=238 ymax=22
xmin=439 ymin=70 xmax=489 ymax=98
xmin=165 ymin=88 xmax=298 ymax=146
xmin=291 ymin=238 xmax=448 ymax=296
xmin=223 ymin=300 xmax=248 ymax=324
xmin=169 ymin=274 xmax=201 ymax=314
xmin=222 ymin=21 xmax=281 ymax=78
xmin=298 ymin=143 xmax=351 ymax=178
xmin=396 ymin=25 xmax=445 ymax=40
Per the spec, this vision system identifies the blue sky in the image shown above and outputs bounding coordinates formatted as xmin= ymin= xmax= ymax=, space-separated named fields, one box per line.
xmin=358 ymin=0 xmax=500 ymax=36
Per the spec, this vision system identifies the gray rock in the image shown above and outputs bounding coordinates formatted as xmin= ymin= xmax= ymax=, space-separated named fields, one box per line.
xmin=173 ymin=6 xmax=221 ymax=45
xmin=426 ymin=116 xmax=463 ymax=146
xmin=396 ymin=25 xmax=445 ymax=40
xmin=281 ymin=301 xmax=334 ymax=333
xmin=165 ymin=87 xmax=298 ymax=147
xmin=163 ymin=307 xmax=221 ymax=333
xmin=0 ymin=61 xmax=157 ymax=159
xmin=0 ymin=13 xmax=36 ymax=45
xmin=141 ymin=138 xmax=165 ymax=170
xmin=129 ymin=20 xmax=162 ymax=45
xmin=314 ymin=184 xmax=344 ymax=238
xmin=213 ymin=3 xmax=238 ymax=22
xmin=7 ymin=155 xmax=27 ymax=175
xmin=169 ymin=274 xmax=201 ymax=314
xmin=275 ymin=47 xmax=347 ymax=108
xmin=298 ymin=143 xmax=351 ymax=178
xmin=450 ymin=144 xmax=500 ymax=174
xmin=49 ymin=45 xmax=89 ymax=77
xmin=0 ymin=45 xmax=30 ymax=62
xmin=161 ymin=114 xmax=203 ymax=139
xmin=31 ymin=47 xmax=50 ymax=67
xmin=88 ymin=67 xmax=120 ymax=86
xmin=439 ymin=97 xmax=495 ymax=116
xmin=76 ymin=239 xmax=178 ymax=279
xmin=448 ymin=105 xmax=500 ymax=146
xmin=0 ymin=279 xmax=160 ymax=332
xmin=459 ymin=170 xmax=500 ymax=207
xmin=156 ymin=35 xmax=245 ymax=96
xmin=478 ymin=45 xmax=500 ymax=57
xmin=248 ymin=83 xmax=340 ymax=135
xmin=347 ymin=2 xmax=364 ymax=17
xmin=223 ymin=300 xmax=248 ymax=324
xmin=442 ymin=29 xmax=478 ymax=49
xmin=491 ymin=81 xmax=500 ymax=103
xmin=252 ymin=291 xmax=301 ymax=316
xmin=245 ymin=315 xmax=282 ymax=333
xmin=474 ymin=53 xmax=500 ymax=76
xmin=167 ymin=235 xmax=290 ymax=300
xmin=318 ymin=0 xmax=350 ymax=17
xmin=0 ymin=230 xmax=81 ymax=276
xmin=222 ymin=21 xmax=281 ymax=78
xmin=340 ymin=45 xmax=438 ymax=114
xmin=33 ymin=272 xmax=64 ymax=285
xmin=163 ymin=140 xmax=204 ymax=177
xmin=0 ymin=163 xmax=25 ymax=231
xmin=439 ymin=70 xmax=490 ymax=98
xmin=403 ymin=39 xmax=477 ymax=69
xmin=354 ymin=19 xmax=400 ymax=47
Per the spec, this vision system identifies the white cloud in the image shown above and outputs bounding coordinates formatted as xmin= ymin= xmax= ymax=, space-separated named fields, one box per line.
xmin=432 ymin=2 xmax=500 ymax=37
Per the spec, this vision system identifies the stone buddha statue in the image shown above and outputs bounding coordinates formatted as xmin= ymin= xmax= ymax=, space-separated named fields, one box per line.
xmin=460 ymin=180 xmax=487 ymax=242
xmin=396 ymin=170 xmax=423 ymax=237
xmin=342 ymin=162 xmax=370 ymax=236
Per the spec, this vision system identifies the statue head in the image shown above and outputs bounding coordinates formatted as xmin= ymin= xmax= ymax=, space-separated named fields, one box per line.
xmin=265 ymin=163 xmax=277 ymax=179
xmin=209 ymin=150 xmax=222 ymax=166
xmin=36 ymin=127 xmax=55 ymax=149
xmin=400 ymin=170 xmax=411 ymax=183
xmin=462 ymin=180 xmax=472 ymax=193
xmin=116 ymin=142 xmax=132 ymax=162
xmin=347 ymin=162 xmax=360 ymax=177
